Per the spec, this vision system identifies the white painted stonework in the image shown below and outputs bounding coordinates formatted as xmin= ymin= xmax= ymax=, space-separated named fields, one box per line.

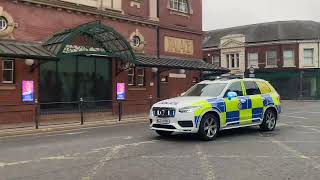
xmin=299 ymin=42 xmax=320 ymax=68
xmin=220 ymin=34 xmax=246 ymax=75
xmin=61 ymin=0 xmax=122 ymax=11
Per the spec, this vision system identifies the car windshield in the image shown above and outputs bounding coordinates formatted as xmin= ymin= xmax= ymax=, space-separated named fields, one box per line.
xmin=183 ymin=83 xmax=227 ymax=97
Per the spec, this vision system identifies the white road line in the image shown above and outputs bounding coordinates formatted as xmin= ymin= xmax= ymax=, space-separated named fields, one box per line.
xmin=270 ymin=138 xmax=320 ymax=170
xmin=196 ymin=145 xmax=216 ymax=180
xmin=66 ymin=131 xmax=87 ymax=135
xmin=80 ymin=140 xmax=158 ymax=180
xmin=281 ymin=115 xmax=308 ymax=119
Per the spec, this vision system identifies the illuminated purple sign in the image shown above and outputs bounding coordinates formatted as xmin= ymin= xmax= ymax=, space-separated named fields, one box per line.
xmin=22 ymin=80 xmax=34 ymax=102
xmin=116 ymin=83 xmax=125 ymax=100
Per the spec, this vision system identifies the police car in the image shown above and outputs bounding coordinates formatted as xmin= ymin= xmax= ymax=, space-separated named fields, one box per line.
xmin=149 ymin=78 xmax=281 ymax=141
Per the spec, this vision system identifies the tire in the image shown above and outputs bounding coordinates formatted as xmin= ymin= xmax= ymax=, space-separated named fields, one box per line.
xmin=198 ymin=114 xmax=219 ymax=141
xmin=156 ymin=130 xmax=173 ymax=137
xmin=260 ymin=109 xmax=277 ymax=131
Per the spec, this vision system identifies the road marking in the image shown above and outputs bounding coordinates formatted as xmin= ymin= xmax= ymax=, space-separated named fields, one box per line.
xmin=66 ymin=131 xmax=87 ymax=135
xmin=270 ymin=138 xmax=320 ymax=170
xmin=80 ymin=140 xmax=158 ymax=180
xmin=281 ymin=115 xmax=308 ymax=119
xmin=196 ymin=145 xmax=216 ymax=180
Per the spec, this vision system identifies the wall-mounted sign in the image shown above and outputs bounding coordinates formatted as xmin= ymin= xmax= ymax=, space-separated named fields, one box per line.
xmin=169 ymin=73 xmax=187 ymax=79
xmin=22 ymin=80 xmax=34 ymax=102
xmin=116 ymin=83 xmax=126 ymax=101
xmin=164 ymin=36 xmax=194 ymax=55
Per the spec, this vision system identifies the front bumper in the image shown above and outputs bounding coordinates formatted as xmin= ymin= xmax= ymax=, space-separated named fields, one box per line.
xmin=149 ymin=112 xmax=199 ymax=133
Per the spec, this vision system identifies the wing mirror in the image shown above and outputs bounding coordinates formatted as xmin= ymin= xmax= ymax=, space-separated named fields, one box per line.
xmin=227 ymin=91 xmax=238 ymax=100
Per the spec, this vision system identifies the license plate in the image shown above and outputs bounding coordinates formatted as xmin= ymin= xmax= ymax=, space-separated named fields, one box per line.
xmin=157 ymin=118 xmax=170 ymax=124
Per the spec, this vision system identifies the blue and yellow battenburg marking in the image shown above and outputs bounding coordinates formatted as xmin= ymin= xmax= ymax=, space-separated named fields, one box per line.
xmin=192 ymin=93 xmax=280 ymax=128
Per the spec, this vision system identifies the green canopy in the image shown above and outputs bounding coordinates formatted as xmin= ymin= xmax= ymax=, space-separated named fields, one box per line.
xmin=43 ymin=21 xmax=136 ymax=63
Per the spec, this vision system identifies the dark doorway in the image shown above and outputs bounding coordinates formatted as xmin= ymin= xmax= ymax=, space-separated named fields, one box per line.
xmin=39 ymin=55 xmax=112 ymax=103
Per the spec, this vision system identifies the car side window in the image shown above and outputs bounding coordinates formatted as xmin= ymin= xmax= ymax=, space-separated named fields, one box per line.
xmin=244 ymin=81 xmax=261 ymax=95
xmin=224 ymin=82 xmax=243 ymax=97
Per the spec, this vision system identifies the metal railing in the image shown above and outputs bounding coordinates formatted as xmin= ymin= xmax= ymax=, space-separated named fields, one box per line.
xmin=0 ymin=97 xmax=170 ymax=130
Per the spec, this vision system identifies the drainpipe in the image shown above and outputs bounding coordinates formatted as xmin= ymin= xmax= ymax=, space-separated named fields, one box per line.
xmin=156 ymin=0 xmax=160 ymax=100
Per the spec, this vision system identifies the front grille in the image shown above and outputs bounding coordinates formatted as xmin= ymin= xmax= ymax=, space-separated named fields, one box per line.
xmin=178 ymin=121 xmax=193 ymax=127
xmin=152 ymin=107 xmax=176 ymax=118
xmin=153 ymin=124 xmax=176 ymax=129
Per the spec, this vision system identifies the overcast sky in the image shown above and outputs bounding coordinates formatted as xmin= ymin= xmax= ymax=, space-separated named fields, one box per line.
xmin=203 ymin=0 xmax=320 ymax=31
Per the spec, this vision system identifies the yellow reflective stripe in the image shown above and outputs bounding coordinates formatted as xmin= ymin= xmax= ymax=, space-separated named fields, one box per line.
xmin=250 ymin=95 xmax=264 ymax=108
xmin=192 ymin=100 xmax=212 ymax=117
xmin=240 ymin=80 xmax=247 ymax=96
xmin=256 ymin=81 xmax=271 ymax=94
xmin=220 ymin=112 xmax=226 ymax=127
xmin=240 ymin=109 xmax=252 ymax=125
xmin=224 ymin=98 xmax=239 ymax=112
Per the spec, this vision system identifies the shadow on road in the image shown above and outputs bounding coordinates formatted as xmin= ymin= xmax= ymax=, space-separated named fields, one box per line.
xmin=151 ymin=126 xmax=280 ymax=142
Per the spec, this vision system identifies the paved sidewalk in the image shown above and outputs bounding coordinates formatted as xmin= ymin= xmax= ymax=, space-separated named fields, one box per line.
xmin=0 ymin=115 xmax=148 ymax=138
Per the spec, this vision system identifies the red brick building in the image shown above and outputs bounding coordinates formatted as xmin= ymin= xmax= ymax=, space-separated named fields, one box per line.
xmin=203 ymin=21 xmax=320 ymax=100
xmin=0 ymin=0 xmax=226 ymax=124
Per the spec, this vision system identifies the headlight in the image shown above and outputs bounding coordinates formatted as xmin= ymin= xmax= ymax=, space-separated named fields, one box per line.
xmin=179 ymin=106 xmax=201 ymax=113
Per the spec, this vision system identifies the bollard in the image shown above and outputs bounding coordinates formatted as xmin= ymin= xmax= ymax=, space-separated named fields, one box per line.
xmin=118 ymin=101 xmax=122 ymax=121
xmin=80 ymin=97 xmax=84 ymax=125
xmin=34 ymin=99 xmax=39 ymax=129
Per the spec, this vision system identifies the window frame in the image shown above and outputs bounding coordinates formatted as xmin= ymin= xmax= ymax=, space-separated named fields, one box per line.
xmin=224 ymin=81 xmax=244 ymax=97
xmin=2 ymin=59 xmax=14 ymax=84
xmin=169 ymin=0 xmax=190 ymax=13
xmin=244 ymin=81 xmax=261 ymax=95
xmin=0 ymin=16 xmax=8 ymax=31
xmin=211 ymin=55 xmax=220 ymax=67
xmin=303 ymin=48 xmax=314 ymax=66
xmin=266 ymin=50 xmax=277 ymax=67
xmin=226 ymin=53 xmax=240 ymax=69
xmin=283 ymin=49 xmax=295 ymax=67
xmin=248 ymin=52 xmax=258 ymax=68
xmin=128 ymin=67 xmax=145 ymax=87
xmin=136 ymin=67 xmax=145 ymax=86
xmin=128 ymin=68 xmax=135 ymax=86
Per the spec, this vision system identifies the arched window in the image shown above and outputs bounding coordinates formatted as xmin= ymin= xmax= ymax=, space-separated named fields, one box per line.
xmin=169 ymin=0 xmax=189 ymax=13
xmin=0 ymin=17 xmax=8 ymax=31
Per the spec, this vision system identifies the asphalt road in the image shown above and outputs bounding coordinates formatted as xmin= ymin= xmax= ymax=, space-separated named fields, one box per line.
xmin=0 ymin=101 xmax=320 ymax=180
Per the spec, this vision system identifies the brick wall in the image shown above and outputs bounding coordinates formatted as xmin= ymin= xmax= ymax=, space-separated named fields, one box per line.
xmin=0 ymin=0 xmax=203 ymax=123
xmin=246 ymin=43 xmax=299 ymax=69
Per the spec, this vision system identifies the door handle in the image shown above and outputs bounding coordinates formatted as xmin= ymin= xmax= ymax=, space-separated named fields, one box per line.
xmin=240 ymin=99 xmax=246 ymax=103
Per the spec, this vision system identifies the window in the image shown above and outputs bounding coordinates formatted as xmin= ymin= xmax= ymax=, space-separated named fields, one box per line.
xmin=183 ymin=83 xmax=227 ymax=97
xmin=132 ymin=36 xmax=141 ymax=47
xmin=2 ymin=59 xmax=14 ymax=83
xmin=0 ymin=16 xmax=8 ymax=31
xmin=226 ymin=53 xmax=240 ymax=69
xmin=244 ymin=81 xmax=261 ymax=95
xmin=266 ymin=51 xmax=277 ymax=66
xmin=248 ymin=52 xmax=258 ymax=68
xmin=128 ymin=68 xmax=135 ymax=86
xmin=128 ymin=67 xmax=145 ymax=86
xmin=136 ymin=68 xmax=144 ymax=86
xmin=304 ymin=49 xmax=314 ymax=66
xmin=224 ymin=82 xmax=243 ymax=97
xmin=212 ymin=55 xmax=220 ymax=67
xmin=169 ymin=0 xmax=189 ymax=13
xmin=283 ymin=50 xmax=295 ymax=67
